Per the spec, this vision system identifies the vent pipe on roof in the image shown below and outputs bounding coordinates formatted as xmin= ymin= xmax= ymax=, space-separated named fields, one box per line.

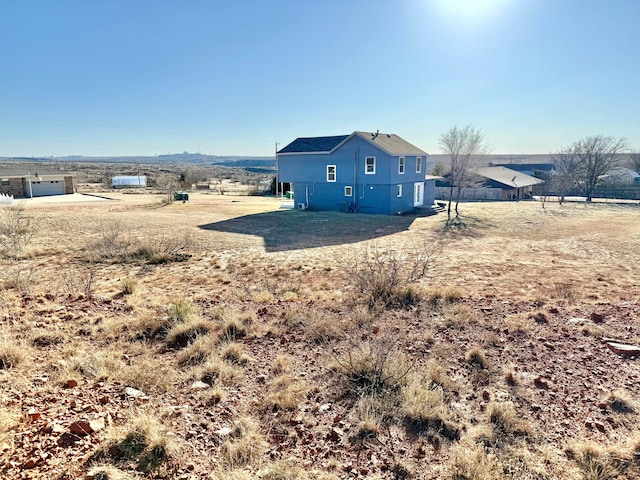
xmin=371 ymin=130 xmax=379 ymax=140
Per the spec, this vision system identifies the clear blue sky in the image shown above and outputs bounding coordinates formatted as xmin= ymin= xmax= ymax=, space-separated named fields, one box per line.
xmin=1 ymin=0 xmax=638 ymax=157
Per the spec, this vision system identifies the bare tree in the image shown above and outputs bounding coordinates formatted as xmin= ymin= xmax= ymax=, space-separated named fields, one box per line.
xmin=629 ymin=151 xmax=640 ymax=174
xmin=439 ymin=125 xmax=488 ymax=222
xmin=551 ymin=143 xmax=581 ymax=204
xmin=574 ymin=136 xmax=629 ymax=202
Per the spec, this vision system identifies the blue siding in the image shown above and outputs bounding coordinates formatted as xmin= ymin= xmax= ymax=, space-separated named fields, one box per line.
xmin=278 ymin=135 xmax=429 ymax=215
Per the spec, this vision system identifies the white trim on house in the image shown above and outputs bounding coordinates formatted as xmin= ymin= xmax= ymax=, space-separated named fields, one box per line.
xmin=327 ymin=165 xmax=336 ymax=182
xmin=365 ymin=156 xmax=376 ymax=175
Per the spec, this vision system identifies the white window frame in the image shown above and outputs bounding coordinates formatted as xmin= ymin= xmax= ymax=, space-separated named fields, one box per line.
xmin=365 ymin=156 xmax=376 ymax=175
xmin=327 ymin=165 xmax=336 ymax=182
xmin=416 ymin=156 xmax=422 ymax=174
xmin=398 ymin=157 xmax=405 ymax=174
xmin=397 ymin=184 xmax=403 ymax=197
xmin=344 ymin=186 xmax=353 ymax=197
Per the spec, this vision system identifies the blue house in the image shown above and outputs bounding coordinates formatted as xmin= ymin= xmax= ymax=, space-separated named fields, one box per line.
xmin=277 ymin=131 xmax=434 ymax=215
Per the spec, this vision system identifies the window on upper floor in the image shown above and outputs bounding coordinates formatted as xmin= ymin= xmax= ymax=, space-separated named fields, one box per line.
xmin=327 ymin=165 xmax=336 ymax=182
xmin=365 ymin=156 xmax=376 ymax=174
xmin=398 ymin=157 xmax=405 ymax=174
xmin=416 ymin=157 xmax=423 ymax=173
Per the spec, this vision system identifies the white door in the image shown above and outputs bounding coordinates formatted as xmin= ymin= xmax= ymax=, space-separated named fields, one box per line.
xmin=414 ymin=182 xmax=424 ymax=206
xmin=30 ymin=180 xmax=65 ymax=197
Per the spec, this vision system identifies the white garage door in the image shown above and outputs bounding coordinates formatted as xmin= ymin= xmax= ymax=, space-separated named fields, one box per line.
xmin=30 ymin=180 xmax=65 ymax=197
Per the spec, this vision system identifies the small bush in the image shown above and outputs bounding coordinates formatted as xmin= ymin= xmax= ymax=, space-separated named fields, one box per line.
xmin=426 ymin=285 xmax=464 ymax=306
xmin=0 ymin=202 xmax=38 ymax=259
xmin=487 ymin=401 xmax=531 ymax=442
xmin=264 ymin=375 xmax=308 ymax=412
xmin=166 ymin=318 xmax=211 ymax=348
xmin=221 ymin=343 xmax=252 ymax=365
xmin=0 ymin=337 xmax=27 ymax=370
xmin=98 ymin=413 xmax=179 ymax=473
xmin=604 ymin=390 xmax=636 ymax=414
xmin=220 ymin=418 xmax=266 ymax=470
xmin=343 ymin=240 xmax=441 ymax=310
xmin=262 ymin=460 xmax=309 ymax=480
xmin=566 ymin=443 xmax=629 ymax=480
xmin=450 ymin=444 xmax=500 ymax=480
xmin=402 ymin=375 xmax=460 ymax=441
xmin=332 ymin=337 xmax=412 ymax=396
xmin=120 ymin=277 xmax=137 ymax=295
xmin=176 ymin=333 xmax=216 ymax=367
xmin=465 ymin=346 xmax=487 ymax=370
xmin=167 ymin=299 xmax=193 ymax=325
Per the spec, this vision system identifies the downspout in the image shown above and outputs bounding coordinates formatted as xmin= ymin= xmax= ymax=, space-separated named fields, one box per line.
xmin=305 ymin=185 xmax=309 ymax=208
xmin=353 ymin=148 xmax=358 ymax=211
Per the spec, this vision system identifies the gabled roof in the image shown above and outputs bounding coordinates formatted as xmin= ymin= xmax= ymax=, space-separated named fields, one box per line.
xmin=353 ymin=131 xmax=428 ymax=156
xmin=278 ymin=131 xmax=428 ymax=156
xmin=278 ymin=135 xmax=350 ymax=154
xmin=475 ymin=166 xmax=543 ymax=188
xmin=493 ymin=163 xmax=554 ymax=172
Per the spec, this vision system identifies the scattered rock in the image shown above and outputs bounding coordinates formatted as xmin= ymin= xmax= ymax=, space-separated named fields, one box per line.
xmin=318 ymin=403 xmax=331 ymax=412
xmin=327 ymin=427 xmax=343 ymax=442
xmin=216 ymin=427 xmax=232 ymax=436
xmin=191 ymin=381 xmax=209 ymax=390
xmin=89 ymin=417 xmax=106 ymax=432
xmin=70 ymin=420 xmax=93 ymax=435
xmin=65 ymin=379 xmax=78 ymax=389
xmin=27 ymin=408 xmax=41 ymax=421
xmin=125 ymin=387 xmax=146 ymax=398
xmin=534 ymin=377 xmax=550 ymax=389
xmin=22 ymin=458 xmax=37 ymax=469
xmin=590 ymin=312 xmax=604 ymax=324
xmin=605 ymin=341 xmax=640 ymax=357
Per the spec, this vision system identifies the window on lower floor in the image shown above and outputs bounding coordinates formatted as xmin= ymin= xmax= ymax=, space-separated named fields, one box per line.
xmin=397 ymin=184 xmax=403 ymax=197
xmin=327 ymin=165 xmax=336 ymax=182
xmin=344 ymin=186 xmax=353 ymax=196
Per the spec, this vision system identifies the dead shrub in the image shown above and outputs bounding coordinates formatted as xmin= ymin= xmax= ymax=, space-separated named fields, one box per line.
xmin=221 ymin=343 xmax=252 ymax=365
xmin=546 ymin=282 xmax=582 ymax=303
xmin=566 ymin=443 xmax=630 ymax=480
xmin=264 ymin=375 xmax=308 ymax=412
xmin=426 ymin=285 xmax=464 ymax=306
xmin=119 ymin=277 xmax=137 ymax=295
xmin=176 ymin=333 xmax=216 ymax=367
xmin=0 ymin=336 xmax=28 ymax=370
xmin=166 ymin=318 xmax=212 ymax=349
xmin=96 ymin=412 xmax=179 ymax=474
xmin=0 ymin=202 xmax=38 ymax=259
xmin=62 ymin=262 xmax=97 ymax=299
xmin=442 ymin=303 xmax=475 ymax=328
xmin=332 ymin=336 xmax=413 ymax=396
xmin=219 ymin=417 xmax=266 ymax=470
xmin=343 ymin=239 xmax=441 ymax=310
xmin=167 ymin=298 xmax=194 ymax=325
xmin=604 ymin=390 xmax=636 ymax=414
xmin=450 ymin=444 xmax=500 ymax=480
xmin=465 ymin=346 xmax=487 ymax=370
xmin=402 ymin=374 xmax=460 ymax=441
xmin=198 ymin=357 xmax=243 ymax=387
xmin=486 ymin=401 xmax=531 ymax=444
xmin=261 ymin=460 xmax=309 ymax=480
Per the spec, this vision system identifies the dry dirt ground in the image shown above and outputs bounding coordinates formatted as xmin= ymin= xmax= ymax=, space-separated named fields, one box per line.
xmin=1 ymin=192 xmax=640 ymax=480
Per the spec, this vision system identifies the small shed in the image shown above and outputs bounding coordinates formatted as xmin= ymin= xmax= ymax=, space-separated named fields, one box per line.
xmin=111 ymin=176 xmax=147 ymax=188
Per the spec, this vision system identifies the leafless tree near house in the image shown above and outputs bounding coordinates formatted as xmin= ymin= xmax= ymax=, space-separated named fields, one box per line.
xmin=575 ymin=136 xmax=629 ymax=202
xmin=551 ymin=143 xmax=581 ymax=204
xmin=629 ymin=151 xmax=640 ymax=174
xmin=552 ymin=136 xmax=628 ymax=203
xmin=438 ymin=125 xmax=488 ymax=222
